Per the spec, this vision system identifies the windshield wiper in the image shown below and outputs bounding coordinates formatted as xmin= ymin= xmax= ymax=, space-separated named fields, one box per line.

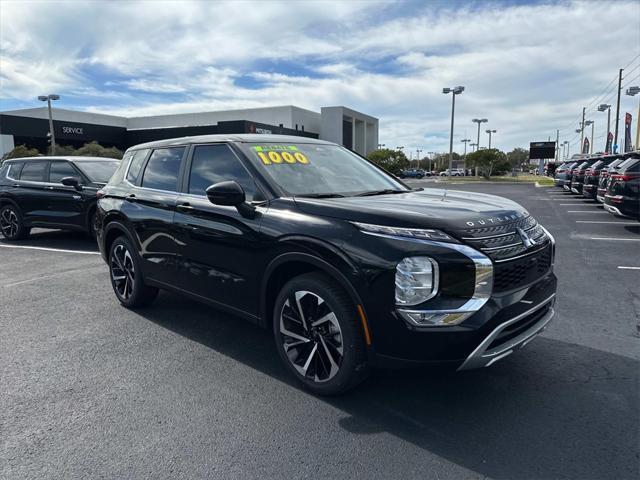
xmin=354 ymin=189 xmax=408 ymax=197
xmin=297 ymin=193 xmax=347 ymax=198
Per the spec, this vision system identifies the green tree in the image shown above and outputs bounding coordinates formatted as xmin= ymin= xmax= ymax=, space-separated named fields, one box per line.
xmin=465 ymin=148 xmax=509 ymax=178
xmin=367 ymin=148 xmax=409 ymax=175
xmin=52 ymin=144 xmax=77 ymax=156
xmin=506 ymin=147 xmax=529 ymax=170
xmin=74 ymin=141 xmax=123 ymax=159
xmin=1 ymin=144 xmax=40 ymax=162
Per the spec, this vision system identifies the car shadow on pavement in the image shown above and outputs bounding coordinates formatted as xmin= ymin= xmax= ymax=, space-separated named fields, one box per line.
xmin=0 ymin=228 xmax=98 ymax=252
xmin=140 ymin=291 xmax=639 ymax=480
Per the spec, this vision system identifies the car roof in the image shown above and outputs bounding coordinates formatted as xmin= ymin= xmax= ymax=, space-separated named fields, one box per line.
xmin=4 ymin=156 xmax=119 ymax=163
xmin=128 ymin=134 xmax=334 ymax=151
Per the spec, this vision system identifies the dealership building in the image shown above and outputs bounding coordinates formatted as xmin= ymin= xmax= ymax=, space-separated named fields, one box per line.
xmin=0 ymin=105 xmax=379 ymax=157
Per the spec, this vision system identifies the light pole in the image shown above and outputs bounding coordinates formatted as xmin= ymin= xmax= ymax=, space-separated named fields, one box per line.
xmin=461 ymin=139 xmax=471 ymax=171
xmin=443 ymin=86 xmax=465 ymax=179
xmin=38 ymin=94 xmax=60 ymax=155
xmin=564 ymin=140 xmax=570 ymax=160
xmin=427 ymin=151 xmax=435 ymax=172
xmin=598 ymin=104 xmax=612 ymax=153
xmin=416 ymin=149 xmax=423 ymax=169
xmin=485 ymin=129 xmax=496 ymax=149
xmin=472 ymin=118 xmax=488 ymax=151
xmin=584 ymin=120 xmax=594 ymax=153
xmin=626 ymin=86 xmax=640 ymax=150
xmin=377 ymin=143 xmax=386 ymax=149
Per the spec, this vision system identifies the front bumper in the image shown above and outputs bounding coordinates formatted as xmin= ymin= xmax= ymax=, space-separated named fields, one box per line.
xmin=457 ymin=294 xmax=555 ymax=370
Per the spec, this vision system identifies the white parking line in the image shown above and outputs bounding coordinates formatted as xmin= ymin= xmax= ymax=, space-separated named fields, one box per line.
xmin=567 ymin=210 xmax=608 ymax=213
xmin=0 ymin=244 xmax=100 ymax=255
xmin=618 ymin=266 xmax=640 ymax=270
xmin=559 ymin=203 xmax=590 ymax=205
xmin=589 ymin=237 xmax=640 ymax=242
xmin=576 ymin=220 xmax=639 ymax=224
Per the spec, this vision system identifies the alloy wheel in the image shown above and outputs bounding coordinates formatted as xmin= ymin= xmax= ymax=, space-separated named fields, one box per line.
xmin=110 ymin=244 xmax=135 ymax=300
xmin=0 ymin=208 xmax=19 ymax=238
xmin=279 ymin=290 xmax=344 ymax=383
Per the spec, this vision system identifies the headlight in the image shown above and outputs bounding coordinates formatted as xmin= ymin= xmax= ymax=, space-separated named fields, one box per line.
xmin=352 ymin=222 xmax=455 ymax=242
xmin=395 ymin=256 xmax=439 ymax=306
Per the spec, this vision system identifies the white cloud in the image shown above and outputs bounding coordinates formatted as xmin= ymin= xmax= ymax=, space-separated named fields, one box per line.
xmin=1 ymin=0 xmax=639 ymax=153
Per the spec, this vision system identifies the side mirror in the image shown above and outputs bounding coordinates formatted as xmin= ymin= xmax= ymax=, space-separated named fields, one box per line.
xmin=205 ymin=181 xmax=256 ymax=218
xmin=206 ymin=180 xmax=245 ymax=206
xmin=61 ymin=176 xmax=82 ymax=191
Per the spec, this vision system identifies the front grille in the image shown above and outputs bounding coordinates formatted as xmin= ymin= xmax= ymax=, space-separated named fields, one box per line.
xmin=492 ymin=245 xmax=552 ymax=292
xmin=456 ymin=215 xmax=553 ymax=292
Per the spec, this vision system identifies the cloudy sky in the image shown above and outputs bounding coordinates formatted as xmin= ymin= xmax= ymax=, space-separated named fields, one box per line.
xmin=1 ymin=0 xmax=639 ymax=154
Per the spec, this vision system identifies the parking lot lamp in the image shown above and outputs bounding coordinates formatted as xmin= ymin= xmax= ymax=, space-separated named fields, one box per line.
xmin=461 ymin=139 xmax=471 ymax=170
xmin=485 ymin=129 xmax=496 ymax=149
xmin=563 ymin=140 xmax=570 ymax=160
xmin=584 ymin=120 xmax=594 ymax=153
xmin=377 ymin=143 xmax=385 ymax=149
xmin=416 ymin=149 xmax=423 ymax=169
xmin=38 ymin=94 xmax=60 ymax=155
xmin=472 ymin=118 xmax=488 ymax=151
xmin=598 ymin=104 xmax=612 ymax=153
xmin=625 ymin=86 xmax=640 ymax=149
xmin=443 ymin=86 xmax=465 ymax=178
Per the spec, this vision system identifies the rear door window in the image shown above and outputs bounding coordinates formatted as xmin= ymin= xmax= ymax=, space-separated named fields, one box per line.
xmin=49 ymin=161 xmax=78 ymax=183
xmin=19 ymin=161 xmax=47 ymax=182
xmin=141 ymin=147 xmax=185 ymax=191
xmin=6 ymin=162 xmax=23 ymax=180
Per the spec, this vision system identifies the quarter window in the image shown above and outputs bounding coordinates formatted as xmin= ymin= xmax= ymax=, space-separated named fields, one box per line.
xmin=6 ymin=163 xmax=23 ymax=180
xmin=49 ymin=161 xmax=78 ymax=183
xmin=19 ymin=161 xmax=47 ymax=182
xmin=141 ymin=147 xmax=184 ymax=191
xmin=188 ymin=145 xmax=257 ymax=201
xmin=127 ymin=149 xmax=150 ymax=184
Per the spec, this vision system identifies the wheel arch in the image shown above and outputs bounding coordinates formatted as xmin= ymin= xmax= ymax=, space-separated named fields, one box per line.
xmin=260 ymin=251 xmax=372 ymax=348
xmin=102 ymin=216 xmax=139 ymax=259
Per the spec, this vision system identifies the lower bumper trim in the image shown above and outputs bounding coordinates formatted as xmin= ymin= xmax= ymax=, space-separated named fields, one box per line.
xmin=457 ymin=294 xmax=555 ymax=371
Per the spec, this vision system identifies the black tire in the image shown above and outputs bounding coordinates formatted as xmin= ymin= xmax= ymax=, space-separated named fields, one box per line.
xmin=0 ymin=204 xmax=29 ymax=240
xmin=273 ymin=272 xmax=369 ymax=395
xmin=108 ymin=236 xmax=158 ymax=308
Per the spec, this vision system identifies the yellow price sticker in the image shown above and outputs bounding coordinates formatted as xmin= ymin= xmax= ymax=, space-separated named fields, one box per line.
xmin=257 ymin=150 xmax=310 ymax=165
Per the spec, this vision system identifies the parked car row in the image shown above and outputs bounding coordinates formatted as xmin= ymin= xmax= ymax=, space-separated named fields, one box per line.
xmin=554 ymin=151 xmax=640 ymax=219
xmin=1 ymin=135 xmax=558 ymax=394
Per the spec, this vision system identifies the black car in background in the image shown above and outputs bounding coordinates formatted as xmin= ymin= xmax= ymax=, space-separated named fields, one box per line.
xmin=96 ymin=134 xmax=556 ymax=394
xmin=604 ymin=155 xmax=640 ymax=218
xmin=583 ymin=156 xmax=620 ymax=200
xmin=0 ymin=156 xmax=120 ymax=240
xmin=554 ymin=161 xmax=579 ymax=189
xmin=597 ymin=157 xmax=629 ymax=203
xmin=568 ymin=159 xmax=599 ymax=194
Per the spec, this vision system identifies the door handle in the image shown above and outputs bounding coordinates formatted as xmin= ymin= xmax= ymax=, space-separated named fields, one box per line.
xmin=44 ymin=186 xmax=54 ymax=190
xmin=177 ymin=203 xmax=195 ymax=212
xmin=12 ymin=184 xmax=20 ymax=188
xmin=125 ymin=194 xmax=136 ymax=202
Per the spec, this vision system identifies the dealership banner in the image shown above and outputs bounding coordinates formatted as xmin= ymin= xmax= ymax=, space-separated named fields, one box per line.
xmin=605 ymin=132 xmax=613 ymax=154
xmin=624 ymin=113 xmax=632 ymax=152
xmin=582 ymin=137 xmax=589 ymax=154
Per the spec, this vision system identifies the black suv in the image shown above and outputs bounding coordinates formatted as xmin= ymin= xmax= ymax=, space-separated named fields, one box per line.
xmin=0 ymin=156 xmax=120 ymax=240
xmin=604 ymin=154 xmax=640 ymax=218
xmin=97 ymin=135 xmax=557 ymax=394
xmin=582 ymin=156 xmax=619 ymax=200
xmin=568 ymin=159 xmax=599 ymax=194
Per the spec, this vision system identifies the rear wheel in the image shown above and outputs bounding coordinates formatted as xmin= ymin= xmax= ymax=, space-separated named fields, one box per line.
xmin=273 ymin=272 xmax=369 ymax=395
xmin=109 ymin=236 xmax=158 ymax=308
xmin=0 ymin=205 xmax=29 ymax=240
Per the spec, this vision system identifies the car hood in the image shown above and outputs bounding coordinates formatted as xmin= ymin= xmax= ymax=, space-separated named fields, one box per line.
xmin=293 ymin=189 xmax=528 ymax=234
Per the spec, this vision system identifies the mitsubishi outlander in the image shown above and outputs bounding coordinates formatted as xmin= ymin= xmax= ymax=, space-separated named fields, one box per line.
xmin=96 ymin=135 xmax=557 ymax=394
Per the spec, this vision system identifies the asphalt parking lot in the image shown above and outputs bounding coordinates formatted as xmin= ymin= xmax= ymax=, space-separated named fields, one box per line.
xmin=1 ymin=183 xmax=638 ymax=480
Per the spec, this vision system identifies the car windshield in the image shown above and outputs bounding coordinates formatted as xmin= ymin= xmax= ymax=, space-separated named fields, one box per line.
xmin=240 ymin=142 xmax=408 ymax=197
xmin=75 ymin=160 xmax=120 ymax=183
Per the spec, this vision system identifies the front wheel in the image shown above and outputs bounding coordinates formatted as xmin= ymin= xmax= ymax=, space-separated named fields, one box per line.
xmin=0 ymin=205 xmax=29 ymax=240
xmin=273 ymin=273 xmax=369 ymax=395
xmin=109 ymin=236 xmax=158 ymax=308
